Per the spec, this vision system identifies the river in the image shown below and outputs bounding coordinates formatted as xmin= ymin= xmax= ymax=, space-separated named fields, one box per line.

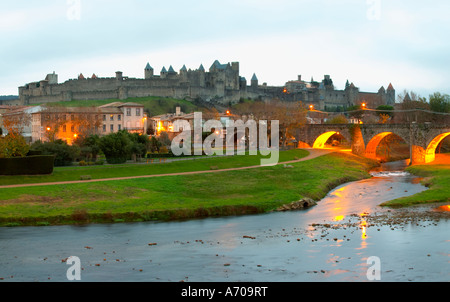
xmin=0 ymin=160 xmax=449 ymax=283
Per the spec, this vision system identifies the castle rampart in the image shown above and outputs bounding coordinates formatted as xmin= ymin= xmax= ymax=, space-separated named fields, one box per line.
xmin=18 ymin=61 xmax=395 ymax=109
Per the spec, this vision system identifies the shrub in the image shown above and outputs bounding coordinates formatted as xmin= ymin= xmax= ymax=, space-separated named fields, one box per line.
xmin=79 ymin=160 xmax=87 ymax=166
xmin=0 ymin=155 xmax=55 ymax=175
xmin=30 ymin=140 xmax=80 ymax=166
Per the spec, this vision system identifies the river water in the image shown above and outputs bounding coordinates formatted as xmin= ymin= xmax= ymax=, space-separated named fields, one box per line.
xmin=0 ymin=160 xmax=449 ymax=282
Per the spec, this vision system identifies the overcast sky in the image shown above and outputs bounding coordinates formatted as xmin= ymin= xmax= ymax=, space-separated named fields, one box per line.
xmin=1 ymin=0 xmax=449 ymax=100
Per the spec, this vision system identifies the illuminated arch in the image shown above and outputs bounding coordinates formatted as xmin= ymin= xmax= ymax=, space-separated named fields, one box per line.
xmin=313 ymin=131 xmax=339 ymax=149
xmin=364 ymin=132 xmax=393 ymax=159
xmin=425 ymin=132 xmax=450 ymax=163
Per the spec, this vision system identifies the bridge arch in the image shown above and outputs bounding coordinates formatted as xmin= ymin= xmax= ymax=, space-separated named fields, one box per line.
xmin=364 ymin=132 xmax=408 ymax=160
xmin=312 ymin=131 xmax=349 ymax=149
xmin=424 ymin=132 xmax=450 ymax=163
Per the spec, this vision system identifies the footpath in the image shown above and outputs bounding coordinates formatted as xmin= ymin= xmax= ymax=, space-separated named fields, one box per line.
xmin=0 ymin=149 xmax=332 ymax=189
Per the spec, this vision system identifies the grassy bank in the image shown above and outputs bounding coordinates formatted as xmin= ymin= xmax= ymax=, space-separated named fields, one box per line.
xmin=0 ymin=152 xmax=378 ymax=227
xmin=380 ymin=162 xmax=450 ymax=207
xmin=0 ymin=149 xmax=308 ymax=186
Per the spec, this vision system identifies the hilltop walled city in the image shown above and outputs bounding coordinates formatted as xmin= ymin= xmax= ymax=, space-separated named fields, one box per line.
xmin=9 ymin=60 xmax=395 ymax=111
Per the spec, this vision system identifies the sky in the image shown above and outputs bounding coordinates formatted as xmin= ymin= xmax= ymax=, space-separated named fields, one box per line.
xmin=1 ymin=0 xmax=449 ymax=100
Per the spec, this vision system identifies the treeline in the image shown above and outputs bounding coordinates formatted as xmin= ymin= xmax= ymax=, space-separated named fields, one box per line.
xmin=0 ymin=95 xmax=19 ymax=101
xmin=28 ymin=130 xmax=173 ymax=166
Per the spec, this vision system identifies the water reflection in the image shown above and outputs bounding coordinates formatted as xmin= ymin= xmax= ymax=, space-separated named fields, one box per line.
xmin=0 ymin=161 xmax=445 ymax=282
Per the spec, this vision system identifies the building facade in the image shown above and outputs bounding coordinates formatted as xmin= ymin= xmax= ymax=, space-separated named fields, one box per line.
xmin=1 ymin=102 xmax=147 ymax=145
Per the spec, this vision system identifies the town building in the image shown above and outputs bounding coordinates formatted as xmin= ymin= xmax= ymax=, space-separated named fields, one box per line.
xmin=1 ymin=102 xmax=147 ymax=145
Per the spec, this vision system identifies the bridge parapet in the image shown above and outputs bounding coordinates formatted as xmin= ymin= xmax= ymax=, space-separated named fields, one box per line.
xmin=298 ymin=123 xmax=450 ymax=164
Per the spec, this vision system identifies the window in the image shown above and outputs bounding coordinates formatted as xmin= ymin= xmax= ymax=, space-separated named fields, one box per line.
xmin=136 ymin=108 xmax=141 ymax=116
xmin=103 ymin=125 xmax=106 ymax=132
xmin=71 ymin=125 xmax=75 ymax=132
xmin=118 ymin=115 xmax=121 ymax=121
xmin=118 ymin=125 xmax=121 ymax=131
xmin=110 ymin=124 xmax=114 ymax=132
xmin=62 ymin=125 xmax=67 ymax=132
xmin=126 ymin=108 xmax=131 ymax=116
xmin=110 ymin=115 xmax=114 ymax=121
xmin=71 ymin=115 xmax=75 ymax=121
xmin=103 ymin=115 xmax=106 ymax=121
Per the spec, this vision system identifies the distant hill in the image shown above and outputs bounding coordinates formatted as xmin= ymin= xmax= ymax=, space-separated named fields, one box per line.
xmin=0 ymin=95 xmax=19 ymax=101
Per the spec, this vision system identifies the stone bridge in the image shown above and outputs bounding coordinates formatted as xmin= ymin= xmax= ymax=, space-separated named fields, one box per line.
xmin=296 ymin=123 xmax=450 ymax=164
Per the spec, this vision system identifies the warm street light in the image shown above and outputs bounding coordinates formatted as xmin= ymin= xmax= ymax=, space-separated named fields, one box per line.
xmin=361 ymin=102 xmax=367 ymax=109
xmin=309 ymin=105 xmax=314 ymax=111
xmin=73 ymin=134 xmax=78 ymax=138
xmin=46 ymin=127 xmax=51 ymax=131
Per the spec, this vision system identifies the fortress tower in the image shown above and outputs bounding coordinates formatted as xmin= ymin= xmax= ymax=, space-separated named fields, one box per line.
xmin=386 ymin=83 xmax=395 ymax=105
xmin=145 ymin=63 xmax=154 ymax=79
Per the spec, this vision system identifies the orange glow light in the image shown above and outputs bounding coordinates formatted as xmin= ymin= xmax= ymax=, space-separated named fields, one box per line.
xmin=424 ymin=132 xmax=450 ymax=163
xmin=313 ymin=131 xmax=338 ymax=149
xmin=334 ymin=215 xmax=345 ymax=221
xmin=46 ymin=127 xmax=51 ymax=131
xmin=437 ymin=205 xmax=450 ymax=212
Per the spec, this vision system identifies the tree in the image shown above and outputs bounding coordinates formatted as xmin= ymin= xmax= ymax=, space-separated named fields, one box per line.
xmin=0 ymin=134 xmax=30 ymax=158
xmin=74 ymin=134 xmax=102 ymax=161
xmin=30 ymin=139 xmax=80 ymax=166
xmin=429 ymin=92 xmax=449 ymax=112
xmin=376 ymin=105 xmax=394 ymax=124
xmin=99 ymin=130 xmax=133 ymax=164
xmin=325 ymin=114 xmax=348 ymax=124
xmin=347 ymin=105 xmax=364 ymax=122
xmin=428 ymin=92 xmax=450 ymax=124
xmin=0 ymin=110 xmax=31 ymax=158
xmin=234 ymin=99 xmax=307 ymax=147
xmin=395 ymin=90 xmax=431 ymax=123
xmin=128 ymin=132 xmax=150 ymax=160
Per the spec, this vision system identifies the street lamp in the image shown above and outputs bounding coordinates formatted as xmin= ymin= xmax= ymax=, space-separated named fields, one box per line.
xmin=361 ymin=102 xmax=367 ymax=109
xmin=309 ymin=105 xmax=314 ymax=111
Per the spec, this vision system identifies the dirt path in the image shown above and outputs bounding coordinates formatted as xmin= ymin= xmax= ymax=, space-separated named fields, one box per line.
xmin=0 ymin=149 xmax=333 ymax=189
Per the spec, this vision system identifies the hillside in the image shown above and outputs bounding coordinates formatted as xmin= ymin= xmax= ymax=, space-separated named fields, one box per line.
xmin=39 ymin=96 xmax=209 ymax=116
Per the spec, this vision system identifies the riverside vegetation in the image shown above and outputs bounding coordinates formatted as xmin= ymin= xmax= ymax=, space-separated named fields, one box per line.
xmin=0 ymin=149 xmax=381 ymax=227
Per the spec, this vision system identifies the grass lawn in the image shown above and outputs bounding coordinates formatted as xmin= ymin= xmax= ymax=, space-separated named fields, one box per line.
xmin=380 ymin=162 xmax=450 ymax=207
xmin=0 ymin=149 xmax=308 ymax=186
xmin=0 ymin=151 xmax=379 ymax=227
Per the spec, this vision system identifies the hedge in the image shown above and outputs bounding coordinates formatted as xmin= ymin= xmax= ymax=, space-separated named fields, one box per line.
xmin=0 ymin=155 xmax=55 ymax=175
